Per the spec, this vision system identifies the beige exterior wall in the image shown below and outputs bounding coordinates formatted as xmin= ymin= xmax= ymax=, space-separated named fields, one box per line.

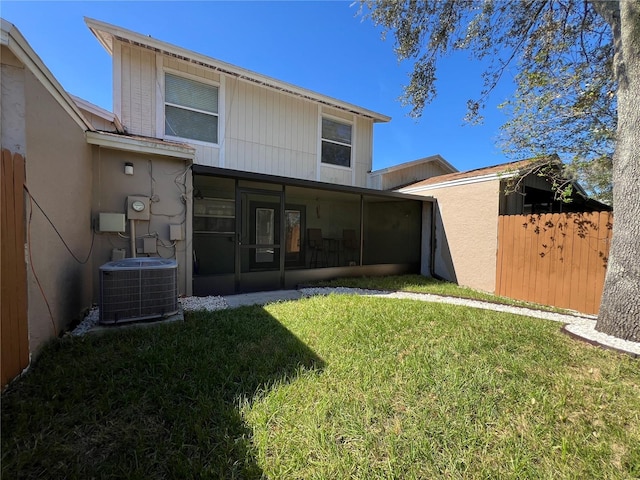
xmin=112 ymin=41 xmax=375 ymax=187
xmin=90 ymin=148 xmax=192 ymax=299
xmin=20 ymin=61 xmax=95 ymax=354
xmin=425 ymin=179 xmax=501 ymax=293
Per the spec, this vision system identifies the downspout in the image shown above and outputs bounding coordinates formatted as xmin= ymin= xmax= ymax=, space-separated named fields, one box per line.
xmin=358 ymin=194 xmax=364 ymax=266
xmin=430 ymin=200 xmax=446 ymax=281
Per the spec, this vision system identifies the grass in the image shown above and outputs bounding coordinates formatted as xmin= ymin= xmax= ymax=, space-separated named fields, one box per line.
xmin=3 ymin=295 xmax=639 ymax=479
xmin=308 ymin=274 xmax=570 ymax=313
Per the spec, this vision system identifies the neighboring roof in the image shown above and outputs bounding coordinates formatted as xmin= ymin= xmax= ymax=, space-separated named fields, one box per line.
xmin=86 ymin=131 xmax=195 ymax=160
xmin=85 ymin=17 xmax=391 ymax=124
xmin=399 ymin=158 xmax=548 ymax=194
xmin=369 ymin=154 xmax=458 ymax=177
xmin=399 ymin=156 xmax=613 ymax=211
xmin=1 ymin=18 xmax=94 ymax=132
xmin=70 ymin=94 xmax=125 ymax=133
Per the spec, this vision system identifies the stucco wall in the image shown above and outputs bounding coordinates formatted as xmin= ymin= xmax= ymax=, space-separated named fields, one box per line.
xmin=426 ymin=179 xmax=501 ymax=293
xmin=22 ymin=65 xmax=94 ymax=353
xmin=91 ymin=148 xmax=192 ymax=300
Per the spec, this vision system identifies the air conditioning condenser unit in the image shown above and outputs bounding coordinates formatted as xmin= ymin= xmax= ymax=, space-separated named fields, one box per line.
xmin=99 ymin=258 xmax=178 ymax=324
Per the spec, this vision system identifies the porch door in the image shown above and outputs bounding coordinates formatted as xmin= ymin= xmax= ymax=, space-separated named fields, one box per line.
xmin=236 ymin=189 xmax=284 ymax=292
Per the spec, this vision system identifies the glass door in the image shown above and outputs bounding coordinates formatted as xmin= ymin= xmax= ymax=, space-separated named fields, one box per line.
xmin=236 ymin=189 xmax=284 ymax=292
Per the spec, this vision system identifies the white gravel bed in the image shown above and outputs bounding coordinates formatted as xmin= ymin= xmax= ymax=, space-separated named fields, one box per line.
xmin=70 ymin=306 xmax=100 ymax=336
xmin=565 ymin=322 xmax=640 ymax=356
xmin=70 ymin=296 xmax=229 ymax=336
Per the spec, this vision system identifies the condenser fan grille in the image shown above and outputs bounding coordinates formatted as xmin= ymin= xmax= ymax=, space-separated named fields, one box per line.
xmin=99 ymin=258 xmax=178 ymax=324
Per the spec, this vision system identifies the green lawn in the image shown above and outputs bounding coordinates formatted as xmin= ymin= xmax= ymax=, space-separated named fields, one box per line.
xmin=2 ymin=295 xmax=638 ymax=479
xmin=308 ymin=274 xmax=569 ymax=313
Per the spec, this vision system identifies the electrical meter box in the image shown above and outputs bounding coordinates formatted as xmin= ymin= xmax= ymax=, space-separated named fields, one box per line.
xmin=127 ymin=196 xmax=150 ymax=220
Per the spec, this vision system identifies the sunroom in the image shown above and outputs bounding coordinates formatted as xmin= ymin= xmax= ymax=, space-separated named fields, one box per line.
xmin=192 ymin=166 xmax=434 ymax=295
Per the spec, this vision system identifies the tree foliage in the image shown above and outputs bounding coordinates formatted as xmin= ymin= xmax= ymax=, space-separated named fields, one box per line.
xmin=360 ymin=0 xmax=615 ymax=202
xmin=361 ymin=0 xmax=640 ymax=342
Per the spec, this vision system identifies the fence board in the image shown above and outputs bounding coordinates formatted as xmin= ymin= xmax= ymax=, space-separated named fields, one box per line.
xmin=556 ymin=218 xmax=574 ymax=308
xmin=496 ymin=212 xmax=612 ymax=315
xmin=545 ymin=213 xmax=561 ymax=308
xmin=1 ymin=149 xmax=29 ymax=389
xmin=513 ymin=215 xmax=527 ymax=300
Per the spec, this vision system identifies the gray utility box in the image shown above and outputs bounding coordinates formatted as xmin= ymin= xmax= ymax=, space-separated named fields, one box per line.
xmin=99 ymin=258 xmax=178 ymax=324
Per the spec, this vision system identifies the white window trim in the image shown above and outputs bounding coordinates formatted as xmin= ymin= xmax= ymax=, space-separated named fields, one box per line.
xmin=160 ymin=67 xmax=222 ymax=147
xmin=319 ymin=113 xmax=354 ymax=170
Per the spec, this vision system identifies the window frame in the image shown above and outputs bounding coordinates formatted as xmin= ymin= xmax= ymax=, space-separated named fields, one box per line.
xmin=163 ymin=70 xmax=220 ymax=146
xmin=320 ymin=115 xmax=353 ymax=169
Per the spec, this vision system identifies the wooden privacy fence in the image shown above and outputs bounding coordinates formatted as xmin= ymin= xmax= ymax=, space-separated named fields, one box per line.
xmin=1 ymin=149 xmax=29 ymax=388
xmin=496 ymin=212 xmax=613 ymax=315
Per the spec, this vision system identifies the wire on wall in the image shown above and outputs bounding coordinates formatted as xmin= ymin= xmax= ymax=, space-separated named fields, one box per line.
xmin=26 ymin=192 xmax=57 ymax=337
xmin=24 ymin=185 xmax=95 ymax=265
xmin=24 ymin=185 xmax=97 ymax=336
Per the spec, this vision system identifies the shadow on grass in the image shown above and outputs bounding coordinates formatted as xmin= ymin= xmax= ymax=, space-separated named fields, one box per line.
xmin=1 ymin=306 xmax=324 ymax=479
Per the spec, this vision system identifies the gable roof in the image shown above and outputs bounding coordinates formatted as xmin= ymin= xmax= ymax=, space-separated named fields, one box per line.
xmin=370 ymin=154 xmax=458 ymax=177
xmin=1 ymin=18 xmax=94 ymax=132
xmin=399 ymin=158 xmax=550 ymax=194
xmin=85 ymin=17 xmax=391 ymax=124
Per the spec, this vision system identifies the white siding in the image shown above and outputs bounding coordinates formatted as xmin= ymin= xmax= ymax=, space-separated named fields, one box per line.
xmin=369 ymin=162 xmax=453 ymax=190
xmin=320 ymin=165 xmax=352 ymax=185
xmin=113 ymin=41 xmax=378 ymax=183
xmin=223 ymin=78 xmax=319 ymax=179
xmin=354 ymin=116 xmax=373 ymax=187
xmin=119 ymin=44 xmax=156 ymax=136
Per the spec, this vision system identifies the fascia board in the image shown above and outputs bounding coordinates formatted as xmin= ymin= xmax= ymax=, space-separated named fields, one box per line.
xmin=2 ymin=19 xmax=94 ymax=132
xmin=398 ymin=172 xmax=515 ymax=194
xmin=86 ymin=131 xmax=195 ymax=161
xmin=1 ymin=19 xmax=10 ymax=45
xmin=84 ymin=17 xmax=391 ymax=123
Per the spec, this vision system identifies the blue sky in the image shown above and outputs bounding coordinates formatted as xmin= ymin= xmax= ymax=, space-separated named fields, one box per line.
xmin=3 ymin=1 xmax=516 ymax=172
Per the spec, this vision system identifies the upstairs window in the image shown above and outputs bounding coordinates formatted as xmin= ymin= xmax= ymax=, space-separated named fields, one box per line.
xmin=165 ymin=73 xmax=218 ymax=144
xmin=321 ymin=117 xmax=352 ymax=167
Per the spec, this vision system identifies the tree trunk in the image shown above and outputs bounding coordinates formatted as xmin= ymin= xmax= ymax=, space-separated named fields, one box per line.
xmin=595 ymin=0 xmax=640 ymax=341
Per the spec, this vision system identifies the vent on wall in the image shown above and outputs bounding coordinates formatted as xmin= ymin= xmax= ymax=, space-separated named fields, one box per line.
xmin=99 ymin=258 xmax=178 ymax=325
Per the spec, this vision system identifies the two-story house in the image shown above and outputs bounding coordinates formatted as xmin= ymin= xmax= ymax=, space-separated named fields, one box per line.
xmin=85 ymin=18 xmax=435 ymax=295
xmin=1 ymin=15 xmax=444 ymax=388
xmin=2 ymin=16 xmax=444 ymax=386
